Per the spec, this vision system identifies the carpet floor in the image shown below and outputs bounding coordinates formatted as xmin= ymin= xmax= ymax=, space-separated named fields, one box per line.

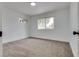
xmin=3 ymin=37 xmax=73 ymax=57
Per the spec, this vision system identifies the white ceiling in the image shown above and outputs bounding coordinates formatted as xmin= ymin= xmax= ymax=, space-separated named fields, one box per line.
xmin=4 ymin=2 xmax=70 ymax=16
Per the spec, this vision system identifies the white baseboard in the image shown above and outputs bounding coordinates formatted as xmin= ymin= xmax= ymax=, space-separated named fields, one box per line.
xmin=3 ymin=36 xmax=29 ymax=44
xmin=29 ymin=36 xmax=69 ymax=43
xmin=69 ymin=42 xmax=78 ymax=57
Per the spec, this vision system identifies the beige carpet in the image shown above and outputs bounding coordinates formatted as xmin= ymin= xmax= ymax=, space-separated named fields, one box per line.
xmin=3 ymin=37 xmax=73 ymax=57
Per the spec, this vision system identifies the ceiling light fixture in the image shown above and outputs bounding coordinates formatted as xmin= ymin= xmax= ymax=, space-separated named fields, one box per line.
xmin=30 ymin=2 xmax=36 ymax=6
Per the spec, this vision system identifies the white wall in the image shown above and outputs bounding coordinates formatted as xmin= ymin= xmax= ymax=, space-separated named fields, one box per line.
xmin=2 ymin=7 xmax=30 ymax=43
xmin=30 ymin=8 xmax=70 ymax=42
xmin=0 ymin=3 xmax=2 ymax=57
xmin=78 ymin=3 xmax=79 ymax=56
xmin=69 ymin=2 xmax=79 ymax=57
xmin=0 ymin=6 xmax=2 ymax=31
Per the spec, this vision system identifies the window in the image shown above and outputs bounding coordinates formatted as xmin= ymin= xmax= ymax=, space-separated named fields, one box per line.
xmin=37 ymin=17 xmax=54 ymax=30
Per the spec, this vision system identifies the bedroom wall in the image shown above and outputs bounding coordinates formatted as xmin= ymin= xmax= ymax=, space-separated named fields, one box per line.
xmin=0 ymin=3 xmax=2 ymax=56
xmin=30 ymin=8 xmax=70 ymax=42
xmin=69 ymin=2 xmax=79 ymax=57
xmin=2 ymin=7 xmax=30 ymax=43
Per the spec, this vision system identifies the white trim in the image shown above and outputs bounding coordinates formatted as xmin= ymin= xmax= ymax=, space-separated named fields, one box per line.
xmin=3 ymin=36 xmax=29 ymax=44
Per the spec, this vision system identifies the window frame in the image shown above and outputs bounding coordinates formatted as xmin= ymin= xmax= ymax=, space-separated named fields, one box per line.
xmin=37 ymin=17 xmax=54 ymax=30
